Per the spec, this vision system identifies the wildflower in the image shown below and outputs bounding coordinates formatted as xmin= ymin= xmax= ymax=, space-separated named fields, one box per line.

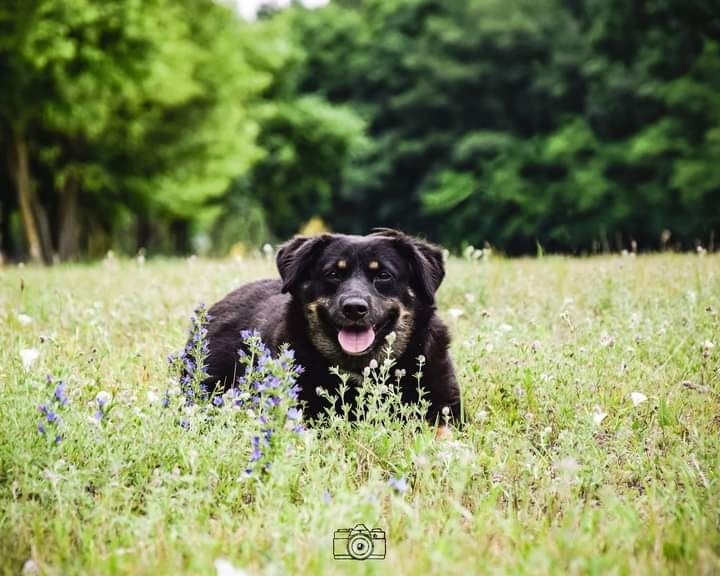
xmin=17 ymin=314 xmax=33 ymax=325
xmin=475 ymin=409 xmax=488 ymax=422
xmin=362 ymin=367 xmax=371 ymax=378
xmin=394 ymin=368 xmax=406 ymax=380
xmin=54 ymin=381 xmax=68 ymax=406
xmin=417 ymin=355 xmax=426 ymax=364
xmin=388 ymin=476 xmax=408 ymax=494
xmin=441 ymin=406 xmax=450 ymax=417
xmin=323 ymin=490 xmax=332 ymax=503
xmin=22 ymin=559 xmax=39 ymax=576
xmin=448 ymin=308 xmax=464 ymax=319
xmin=592 ymin=407 xmax=608 ymax=425
xmin=20 ymin=348 xmax=40 ymax=370
xmin=95 ymin=391 xmax=112 ymax=407
xmin=369 ymin=359 xmax=378 ymax=370
xmin=630 ymin=392 xmax=647 ymax=406
xmin=556 ymin=456 xmax=580 ymax=476
xmin=385 ymin=331 xmax=397 ymax=345
xmin=212 ymin=396 xmax=224 ymax=407
xmin=147 ymin=391 xmax=159 ymax=404
xmin=250 ymin=437 xmax=263 ymax=462
xmin=599 ymin=333 xmax=615 ymax=348
xmin=287 ymin=407 xmax=302 ymax=421
xmin=214 ymin=558 xmax=249 ymax=576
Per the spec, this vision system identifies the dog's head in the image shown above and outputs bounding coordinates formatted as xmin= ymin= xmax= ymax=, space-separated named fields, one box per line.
xmin=276 ymin=229 xmax=445 ymax=367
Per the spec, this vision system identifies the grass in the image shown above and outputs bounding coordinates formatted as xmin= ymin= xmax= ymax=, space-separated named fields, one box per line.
xmin=0 ymin=252 xmax=719 ymax=575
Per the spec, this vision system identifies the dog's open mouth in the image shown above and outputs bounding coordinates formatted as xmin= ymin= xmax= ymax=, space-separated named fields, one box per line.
xmin=337 ymin=326 xmax=376 ymax=355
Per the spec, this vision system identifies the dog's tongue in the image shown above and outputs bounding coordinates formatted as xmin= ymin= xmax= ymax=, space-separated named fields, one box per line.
xmin=338 ymin=327 xmax=375 ymax=354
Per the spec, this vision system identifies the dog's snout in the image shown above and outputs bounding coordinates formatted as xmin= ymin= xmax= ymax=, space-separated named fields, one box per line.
xmin=341 ymin=296 xmax=369 ymax=320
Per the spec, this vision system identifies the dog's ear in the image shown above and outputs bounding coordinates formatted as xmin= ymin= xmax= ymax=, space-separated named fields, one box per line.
xmin=371 ymin=228 xmax=445 ymax=306
xmin=276 ymin=234 xmax=334 ymax=294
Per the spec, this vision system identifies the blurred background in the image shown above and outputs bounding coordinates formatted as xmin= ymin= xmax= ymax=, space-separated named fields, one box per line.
xmin=1 ymin=0 xmax=718 ymax=263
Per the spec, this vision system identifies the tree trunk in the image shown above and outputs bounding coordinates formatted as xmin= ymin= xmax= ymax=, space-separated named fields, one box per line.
xmin=59 ymin=174 xmax=80 ymax=260
xmin=11 ymin=134 xmax=44 ymax=264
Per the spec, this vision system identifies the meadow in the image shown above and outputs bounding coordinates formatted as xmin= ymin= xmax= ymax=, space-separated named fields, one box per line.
xmin=0 ymin=252 xmax=718 ymax=575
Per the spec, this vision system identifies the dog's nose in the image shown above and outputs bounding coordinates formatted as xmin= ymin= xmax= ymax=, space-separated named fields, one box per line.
xmin=342 ymin=297 xmax=369 ymax=320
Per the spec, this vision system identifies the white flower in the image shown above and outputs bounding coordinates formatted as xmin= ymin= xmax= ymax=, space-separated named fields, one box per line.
xmin=22 ymin=559 xmax=39 ymax=576
xmin=17 ymin=314 xmax=33 ymax=325
xmin=499 ymin=323 xmax=513 ymax=332
xmin=362 ymin=367 xmax=371 ymax=378
xmin=394 ymin=369 xmax=406 ymax=380
xmin=556 ymin=456 xmax=580 ymax=476
xmin=630 ymin=392 xmax=647 ymax=406
xmin=475 ymin=409 xmax=488 ymax=422
xmin=417 ymin=355 xmax=426 ymax=364
xmin=96 ymin=391 xmax=113 ymax=405
xmin=385 ymin=331 xmax=397 ymax=345
xmin=702 ymin=340 xmax=715 ymax=351
xmin=592 ymin=407 xmax=608 ymax=425
xmin=20 ymin=348 xmax=39 ymax=369
xmin=369 ymin=359 xmax=378 ymax=370
xmin=464 ymin=292 xmax=476 ymax=303
xmin=448 ymin=307 xmax=464 ymax=319
xmin=147 ymin=391 xmax=159 ymax=404
xmin=441 ymin=406 xmax=450 ymax=416
xmin=214 ymin=559 xmax=248 ymax=576
xmin=600 ymin=333 xmax=615 ymax=348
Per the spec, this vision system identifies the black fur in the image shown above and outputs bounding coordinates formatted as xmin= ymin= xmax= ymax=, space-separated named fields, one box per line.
xmin=199 ymin=230 xmax=462 ymax=424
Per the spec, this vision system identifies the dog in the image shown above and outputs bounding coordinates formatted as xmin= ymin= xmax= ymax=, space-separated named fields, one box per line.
xmin=201 ymin=229 xmax=461 ymax=430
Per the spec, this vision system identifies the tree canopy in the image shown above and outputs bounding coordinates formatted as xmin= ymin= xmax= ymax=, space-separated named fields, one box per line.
xmin=1 ymin=0 xmax=717 ymax=261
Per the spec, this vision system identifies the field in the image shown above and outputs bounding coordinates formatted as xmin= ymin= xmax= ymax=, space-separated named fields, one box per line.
xmin=1 ymin=253 xmax=719 ymax=575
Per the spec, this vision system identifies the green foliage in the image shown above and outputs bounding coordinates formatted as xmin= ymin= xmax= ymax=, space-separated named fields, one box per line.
xmin=1 ymin=0 xmax=719 ymax=258
xmin=1 ymin=254 xmax=718 ymax=572
xmin=291 ymin=0 xmax=720 ymax=252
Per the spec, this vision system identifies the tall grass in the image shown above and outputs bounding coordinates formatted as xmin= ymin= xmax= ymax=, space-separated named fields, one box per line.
xmin=1 ymin=253 xmax=718 ymax=575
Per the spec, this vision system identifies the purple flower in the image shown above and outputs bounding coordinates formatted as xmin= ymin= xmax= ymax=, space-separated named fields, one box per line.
xmin=179 ymin=419 xmax=190 ymax=429
xmin=323 ymin=490 xmax=332 ymax=503
xmin=250 ymin=438 xmax=263 ymax=462
xmin=388 ymin=476 xmax=408 ymax=494
xmin=38 ymin=403 xmax=49 ymax=416
xmin=54 ymin=381 xmax=68 ymax=405
xmin=212 ymin=396 xmax=224 ymax=407
xmin=38 ymin=422 xmax=46 ymax=435
xmin=292 ymin=424 xmax=305 ymax=434
xmin=287 ymin=407 xmax=302 ymax=421
xmin=54 ymin=434 xmax=62 ymax=444
xmin=46 ymin=410 xmax=58 ymax=423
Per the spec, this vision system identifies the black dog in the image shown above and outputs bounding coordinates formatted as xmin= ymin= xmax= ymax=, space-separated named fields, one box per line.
xmin=201 ymin=229 xmax=461 ymax=426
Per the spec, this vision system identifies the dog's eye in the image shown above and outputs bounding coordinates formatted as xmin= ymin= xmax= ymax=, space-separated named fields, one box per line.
xmin=375 ymin=270 xmax=393 ymax=282
xmin=325 ymin=269 xmax=340 ymax=281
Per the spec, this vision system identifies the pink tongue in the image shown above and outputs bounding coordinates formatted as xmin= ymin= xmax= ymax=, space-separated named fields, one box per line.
xmin=338 ymin=327 xmax=375 ymax=354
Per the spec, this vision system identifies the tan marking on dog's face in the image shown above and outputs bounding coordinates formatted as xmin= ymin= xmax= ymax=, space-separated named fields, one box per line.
xmin=337 ymin=259 xmax=347 ymax=270
xmin=368 ymin=260 xmax=379 ymax=270
xmin=305 ymin=297 xmax=340 ymax=359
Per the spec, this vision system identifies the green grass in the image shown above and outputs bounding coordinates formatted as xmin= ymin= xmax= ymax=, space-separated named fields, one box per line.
xmin=1 ymin=253 xmax=719 ymax=575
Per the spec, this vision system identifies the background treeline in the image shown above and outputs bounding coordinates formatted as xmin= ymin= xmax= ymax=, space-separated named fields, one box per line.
xmin=1 ymin=0 xmax=718 ymax=262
